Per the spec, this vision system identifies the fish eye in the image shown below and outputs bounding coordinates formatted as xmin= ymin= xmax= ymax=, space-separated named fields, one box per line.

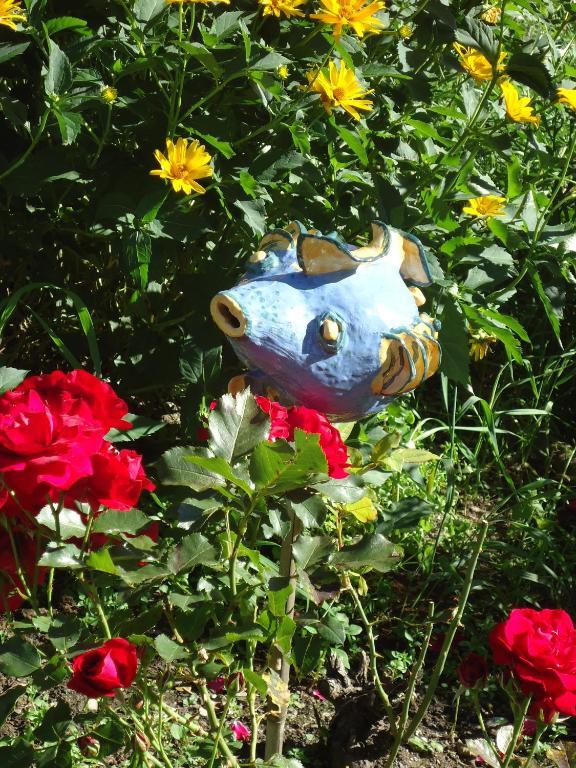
xmin=318 ymin=312 xmax=345 ymax=353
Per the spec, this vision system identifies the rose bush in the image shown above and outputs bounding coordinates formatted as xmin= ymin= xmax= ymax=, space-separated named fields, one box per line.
xmin=0 ymin=370 xmax=154 ymax=520
xmin=67 ymin=637 xmax=139 ymax=698
xmin=490 ymin=608 xmax=576 ymax=719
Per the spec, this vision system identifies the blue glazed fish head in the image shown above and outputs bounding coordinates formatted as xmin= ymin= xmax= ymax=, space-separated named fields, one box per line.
xmin=210 ymin=221 xmax=440 ymax=421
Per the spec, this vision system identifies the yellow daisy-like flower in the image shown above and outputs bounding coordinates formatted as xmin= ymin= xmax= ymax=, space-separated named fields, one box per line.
xmin=500 ymin=79 xmax=540 ymax=126
xmin=150 ymin=138 xmax=213 ymax=195
xmin=310 ymin=0 xmax=386 ymax=39
xmin=0 ymin=0 xmax=26 ymax=30
xmin=259 ymin=0 xmax=306 ymax=18
xmin=100 ymin=86 xmax=118 ymax=104
xmin=469 ymin=329 xmax=498 ymax=361
xmin=398 ymin=23 xmax=413 ymax=39
xmin=480 ymin=6 xmax=501 ymax=24
xmin=453 ymin=42 xmax=506 ymax=82
xmin=557 ymin=88 xmax=576 ymax=112
xmin=462 ymin=195 xmax=506 ymax=219
xmin=308 ymin=60 xmax=373 ymax=121
xmin=278 ymin=64 xmax=290 ymax=79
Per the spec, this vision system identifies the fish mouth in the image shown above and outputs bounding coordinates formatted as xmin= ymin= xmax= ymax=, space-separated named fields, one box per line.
xmin=210 ymin=293 xmax=247 ymax=338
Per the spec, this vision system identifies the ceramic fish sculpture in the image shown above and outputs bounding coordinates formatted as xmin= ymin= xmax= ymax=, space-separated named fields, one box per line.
xmin=210 ymin=220 xmax=441 ymax=421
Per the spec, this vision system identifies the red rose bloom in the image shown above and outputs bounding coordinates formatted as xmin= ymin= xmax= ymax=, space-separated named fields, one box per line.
xmin=69 ymin=445 xmax=155 ymax=512
xmin=68 ymin=637 xmax=138 ymax=698
xmin=0 ymin=527 xmax=46 ymax=611
xmin=286 ymin=406 xmax=349 ymax=479
xmin=490 ymin=608 xmax=576 ymax=719
xmin=457 ymin=652 xmax=488 ymax=688
xmin=255 ymin=396 xmax=290 ymax=440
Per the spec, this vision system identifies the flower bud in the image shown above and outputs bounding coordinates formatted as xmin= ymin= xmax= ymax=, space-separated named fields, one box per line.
xmin=78 ymin=735 xmax=100 ymax=757
xmin=133 ymin=732 xmax=150 ymax=753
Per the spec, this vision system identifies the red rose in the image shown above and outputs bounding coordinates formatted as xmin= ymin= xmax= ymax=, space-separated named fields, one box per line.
xmin=0 ymin=527 xmax=46 ymax=611
xmin=69 ymin=445 xmax=155 ymax=512
xmin=18 ymin=370 xmax=131 ymax=433
xmin=490 ymin=608 xmax=576 ymax=719
xmin=255 ymin=396 xmax=290 ymax=440
xmin=286 ymin=406 xmax=349 ymax=479
xmin=68 ymin=637 xmax=138 ymax=698
xmin=457 ymin=652 xmax=488 ymax=688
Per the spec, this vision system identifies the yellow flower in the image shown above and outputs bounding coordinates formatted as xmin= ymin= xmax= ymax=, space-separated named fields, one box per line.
xmin=557 ymin=88 xmax=576 ymax=112
xmin=453 ymin=42 xmax=506 ymax=82
xmin=480 ymin=5 xmax=501 ymax=24
xmin=278 ymin=64 xmax=290 ymax=79
xmin=100 ymin=86 xmax=118 ymax=104
xmin=0 ymin=0 xmax=26 ymax=30
xmin=308 ymin=60 xmax=373 ymax=121
xmin=469 ymin=329 xmax=498 ymax=361
xmin=259 ymin=0 xmax=306 ymax=17
xmin=462 ymin=195 xmax=506 ymax=219
xmin=398 ymin=23 xmax=412 ymax=39
xmin=500 ymin=79 xmax=540 ymax=126
xmin=310 ymin=0 xmax=385 ymax=39
xmin=150 ymin=138 xmax=213 ymax=195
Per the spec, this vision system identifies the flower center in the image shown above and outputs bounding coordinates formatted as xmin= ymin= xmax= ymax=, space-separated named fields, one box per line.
xmin=172 ymin=163 xmax=188 ymax=179
xmin=332 ymin=87 xmax=346 ymax=101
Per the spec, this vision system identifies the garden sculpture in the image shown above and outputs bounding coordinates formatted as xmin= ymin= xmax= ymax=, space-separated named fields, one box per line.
xmin=210 ymin=220 xmax=441 ymax=421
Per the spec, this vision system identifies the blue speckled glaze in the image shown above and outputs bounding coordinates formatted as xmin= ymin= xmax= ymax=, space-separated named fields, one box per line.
xmin=213 ymin=222 xmax=438 ymax=421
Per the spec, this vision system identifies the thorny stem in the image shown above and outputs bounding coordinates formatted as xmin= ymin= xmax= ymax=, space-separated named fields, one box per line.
xmin=500 ymin=697 xmax=531 ymax=768
xmin=522 ymin=721 xmax=547 ymax=767
xmin=207 ymin=691 xmax=233 ymax=768
xmin=346 ymin=575 xmax=397 ymax=735
xmin=404 ymin=520 xmax=489 ymax=741
xmin=471 ymin=692 xmax=504 ymax=765
xmin=384 ymin=603 xmax=435 ymax=768
xmin=200 ymin=683 xmax=240 ymax=767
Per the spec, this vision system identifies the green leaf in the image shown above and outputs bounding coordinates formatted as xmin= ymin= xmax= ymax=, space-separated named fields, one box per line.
xmin=0 ymin=685 xmax=26 ymax=728
xmin=0 ymin=42 xmax=29 ymax=64
xmin=54 ymin=110 xmax=82 ymax=145
xmin=0 ymin=366 xmax=28 ymax=393
xmin=38 ymin=543 xmax=83 ymax=570
xmin=106 ymin=413 xmax=165 ymax=443
xmin=167 ymin=533 xmax=217 ymax=574
xmin=93 ymin=508 xmax=152 ymax=535
xmin=331 ymin=533 xmax=402 ymax=573
xmin=36 ymin=506 xmax=86 ymax=540
xmin=133 ymin=0 xmax=166 ymax=22
xmin=268 ymin=583 xmax=293 ymax=617
xmin=154 ymin=634 xmax=189 ymax=662
xmin=293 ymin=535 xmax=334 ymax=569
xmin=454 ymin=17 xmax=498 ymax=62
xmin=185 ymin=455 xmax=252 ymax=494
xmin=384 ymin=448 xmax=440 ymax=471
xmin=439 ymin=298 xmax=469 ymax=385
xmin=341 ymin=496 xmax=377 ymax=523
xmin=209 ymin=11 xmax=245 ymax=42
xmin=47 ymin=615 xmax=82 ymax=652
xmin=275 ymin=615 xmax=296 ymax=654
xmin=155 ymin=446 xmax=225 ymax=491
xmin=44 ymin=40 xmax=72 ymax=96
xmin=44 ymin=16 xmax=88 ymax=35
xmin=234 ymin=199 xmax=267 ymax=235
xmin=0 ymin=638 xmax=42 ymax=677
xmin=335 ymin=124 xmax=368 ymax=166
xmin=250 ymin=430 xmax=328 ymax=495
xmin=506 ymin=52 xmax=555 ymax=99
xmin=208 ymin=388 xmax=270 ymax=462
xmin=506 ymin=156 xmax=522 ymax=198
xmin=86 ymin=548 xmax=118 ymax=575
xmin=242 ymin=668 xmax=268 ymax=696
xmin=179 ymin=41 xmax=223 ymax=79
xmin=378 ymin=497 xmax=433 ymax=534
xmin=0 ymin=742 xmax=35 ymax=768
xmin=250 ymin=52 xmax=291 ymax=71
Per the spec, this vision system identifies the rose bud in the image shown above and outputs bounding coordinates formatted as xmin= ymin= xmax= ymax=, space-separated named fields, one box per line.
xmin=78 ymin=735 xmax=99 ymax=757
xmin=133 ymin=732 xmax=150 ymax=753
xmin=230 ymin=720 xmax=251 ymax=742
xmin=68 ymin=638 xmax=138 ymax=698
xmin=457 ymin=652 xmax=488 ymax=688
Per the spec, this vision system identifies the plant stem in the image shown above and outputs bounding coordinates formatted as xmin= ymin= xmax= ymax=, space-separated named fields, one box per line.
xmin=500 ymin=697 xmax=531 ymax=768
xmin=404 ymin=520 xmax=489 ymax=741
xmin=0 ymin=109 xmax=50 ymax=182
xmin=384 ymin=603 xmax=435 ymax=767
xmin=346 ymin=575 xmax=397 ymax=735
xmin=523 ymin=722 xmax=547 ymax=767
xmin=207 ymin=692 xmax=232 ymax=768
xmin=264 ymin=509 xmax=298 ymax=759
xmin=199 ymin=683 xmax=240 ymax=767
